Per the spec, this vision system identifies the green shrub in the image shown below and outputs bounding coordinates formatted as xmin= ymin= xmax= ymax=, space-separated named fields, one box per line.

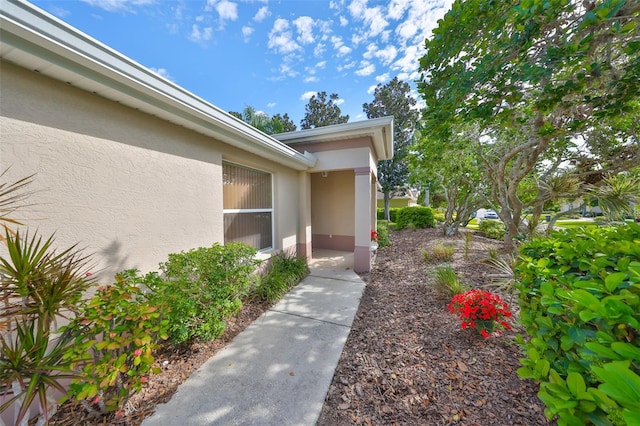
xmin=433 ymin=209 xmax=446 ymax=223
xmin=433 ymin=265 xmax=468 ymax=297
xmin=62 ymin=270 xmax=169 ymax=414
xmin=376 ymin=220 xmax=391 ymax=248
xmin=421 ymin=242 xmax=455 ymax=263
xmin=479 ymin=219 xmax=505 ymax=240
xmin=516 ymin=224 xmax=640 ymax=425
xmin=146 ymin=242 xmax=258 ymax=344
xmin=252 ymin=252 xmax=308 ymax=303
xmin=395 ymin=206 xmax=436 ymax=230
xmin=377 ymin=208 xmax=400 ymax=223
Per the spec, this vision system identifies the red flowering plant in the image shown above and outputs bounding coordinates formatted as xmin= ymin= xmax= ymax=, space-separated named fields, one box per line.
xmin=447 ymin=289 xmax=512 ymax=338
xmin=371 ymin=229 xmax=379 ymax=243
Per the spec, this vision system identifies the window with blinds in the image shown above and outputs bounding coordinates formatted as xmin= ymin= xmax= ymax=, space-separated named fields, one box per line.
xmin=222 ymin=161 xmax=273 ymax=250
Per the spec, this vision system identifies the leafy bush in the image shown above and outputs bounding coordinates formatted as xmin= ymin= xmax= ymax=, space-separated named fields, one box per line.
xmin=395 ymin=206 xmax=436 ymax=230
xmin=479 ymin=219 xmax=505 ymax=239
xmin=251 ymin=253 xmax=308 ymax=303
xmin=433 ymin=209 xmax=446 ymax=223
xmin=376 ymin=220 xmax=391 ymax=248
xmin=146 ymin=242 xmax=258 ymax=344
xmin=516 ymin=224 xmax=640 ymax=425
xmin=422 ymin=242 xmax=455 ymax=263
xmin=432 ymin=265 xmax=468 ymax=297
xmin=377 ymin=208 xmax=400 ymax=223
xmin=62 ymin=270 xmax=169 ymax=414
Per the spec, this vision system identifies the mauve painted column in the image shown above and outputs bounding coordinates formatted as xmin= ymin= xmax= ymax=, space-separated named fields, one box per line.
xmin=297 ymin=171 xmax=313 ymax=262
xmin=353 ymin=167 xmax=372 ymax=273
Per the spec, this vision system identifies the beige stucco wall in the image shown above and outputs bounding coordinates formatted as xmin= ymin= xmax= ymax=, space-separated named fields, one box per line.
xmin=0 ymin=62 xmax=300 ymax=282
xmin=310 ymin=170 xmax=354 ymax=244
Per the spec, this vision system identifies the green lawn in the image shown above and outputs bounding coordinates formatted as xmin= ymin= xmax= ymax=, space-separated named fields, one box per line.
xmin=554 ymin=219 xmax=599 ymax=229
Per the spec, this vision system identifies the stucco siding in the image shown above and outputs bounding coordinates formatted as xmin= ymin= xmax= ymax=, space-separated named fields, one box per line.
xmin=310 ymin=170 xmax=355 ymax=249
xmin=1 ymin=62 xmax=300 ymax=281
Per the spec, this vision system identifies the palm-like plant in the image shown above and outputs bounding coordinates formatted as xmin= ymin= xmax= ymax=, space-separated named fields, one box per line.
xmin=0 ymin=173 xmax=95 ymax=425
xmin=588 ymin=173 xmax=640 ymax=221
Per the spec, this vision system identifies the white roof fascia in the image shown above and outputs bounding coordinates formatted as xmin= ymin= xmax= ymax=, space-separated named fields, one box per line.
xmin=274 ymin=116 xmax=394 ymax=161
xmin=0 ymin=0 xmax=316 ymax=171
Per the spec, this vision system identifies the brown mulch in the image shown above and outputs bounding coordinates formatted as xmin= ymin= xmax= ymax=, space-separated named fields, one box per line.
xmin=50 ymin=227 xmax=552 ymax=425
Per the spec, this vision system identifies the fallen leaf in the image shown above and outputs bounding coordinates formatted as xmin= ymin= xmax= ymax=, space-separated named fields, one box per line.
xmin=457 ymin=361 xmax=468 ymax=372
xmin=338 ymin=403 xmax=350 ymax=410
xmin=289 ymin=371 xmax=295 ymax=376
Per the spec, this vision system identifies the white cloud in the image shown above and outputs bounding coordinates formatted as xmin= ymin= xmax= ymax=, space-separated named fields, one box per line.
xmin=329 ymin=0 xmax=345 ymax=10
xmin=347 ymin=0 xmax=388 ymax=44
xmin=300 ymin=91 xmax=316 ymax=100
xmin=334 ymin=98 xmax=345 ymax=106
xmin=267 ymin=102 xmax=277 ymax=108
xmin=216 ymin=0 xmax=238 ymax=21
xmin=337 ymin=61 xmax=356 ymax=71
xmin=304 ymin=76 xmax=319 ymax=83
xmin=339 ymin=16 xmax=348 ymax=26
xmin=338 ymin=45 xmax=352 ymax=56
xmin=388 ymin=0 xmax=410 ymax=20
xmin=367 ymin=84 xmax=378 ymax=94
xmin=293 ymin=16 xmax=315 ymax=45
xmin=268 ymin=19 xmax=301 ymax=54
xmin=254 ymin=6 xmax=270 ymax=22
xmin=316 ymin=61 xmax=327 ymax=69
xmin=348 ymin=0 xmax=366 ymax=19
xmin=242 ymin=26 xmax=254 ymax=41
xmin=81 ymin=0 xmax=154 ymax=12
xmin=331 ymin=36 xmax=352 ymax=57
xmin=375 ymin=72 xmax=390 ymax=83
xmin=49 ymin=6 xmax=71 ymax=18
xmin=355 ymin=61 xmax=375 ymax=76
xmin=149 ymin=67 xmax=175 ymax=81
xmin=314 ymin=43 xmax=326 ymax=57
xmin=189 ymin=24 xmax=213 ymax=43
xmin=279 ymin=62 xmax=299 ymax=78
xmin=376 ymin=45 xmax=398 ymax=65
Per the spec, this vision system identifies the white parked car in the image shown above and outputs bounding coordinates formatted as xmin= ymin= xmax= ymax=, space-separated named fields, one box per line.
xmin=484 ymin=210 xmax=499 ymax=220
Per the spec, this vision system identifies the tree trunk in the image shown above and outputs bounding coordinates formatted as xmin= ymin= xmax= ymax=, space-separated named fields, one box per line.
xmin=384 ymin=191 xmax=391 ymax=221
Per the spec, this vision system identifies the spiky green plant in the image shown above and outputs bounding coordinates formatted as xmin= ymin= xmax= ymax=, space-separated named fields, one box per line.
xmin=433 ymin=265 xmax=468 ymax=297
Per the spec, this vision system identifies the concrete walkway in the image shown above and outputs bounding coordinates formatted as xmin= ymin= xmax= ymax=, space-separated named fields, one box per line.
xmin=142 ymin=252 xmax=364 ymax=426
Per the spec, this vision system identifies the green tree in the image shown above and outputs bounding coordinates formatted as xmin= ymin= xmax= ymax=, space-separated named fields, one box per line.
xmin=418 ymin=0 xmax=640 ymax=249
xmin=411 ymin=125 xmax=487 ymax=235
xmin=229 ymin=106 xmax=292 ymax=135
xmin=363 ymin=77 xmax=419 ymax=221
xmin=272 ymin=113 xmax=297 ymax=132
xmin=300 ymin=92 xmax=349 ymax=129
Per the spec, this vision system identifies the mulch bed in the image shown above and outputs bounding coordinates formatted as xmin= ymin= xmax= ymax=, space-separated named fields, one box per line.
xmin=49 ymin=227 xmax=553 ymax=425
xmin=317 ymin=228 xmax=552 ymax=425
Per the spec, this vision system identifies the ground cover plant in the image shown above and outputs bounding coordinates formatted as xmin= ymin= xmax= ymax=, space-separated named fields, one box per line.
xmin=517 ymin=224 xmax=640 ymax=425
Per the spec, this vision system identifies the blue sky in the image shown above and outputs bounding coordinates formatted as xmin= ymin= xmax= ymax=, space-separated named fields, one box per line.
xmin=31 ymin=0 xmax=453 ymax=127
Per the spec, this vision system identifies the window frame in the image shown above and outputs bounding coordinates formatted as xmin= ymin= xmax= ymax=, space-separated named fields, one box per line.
xmin=222 ymin=160 xmax=275 ymax=252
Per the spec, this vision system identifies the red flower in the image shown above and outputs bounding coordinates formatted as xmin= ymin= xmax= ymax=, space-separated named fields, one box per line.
xmin=133 ymin=349 xmax=143 ymax=357
xmin=448 ymin=289 xmax=512 ymax=338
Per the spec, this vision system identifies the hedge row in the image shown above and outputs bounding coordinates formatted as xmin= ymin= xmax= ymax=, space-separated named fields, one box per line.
xmin=516 ymin=223 xmax=640 ymax=425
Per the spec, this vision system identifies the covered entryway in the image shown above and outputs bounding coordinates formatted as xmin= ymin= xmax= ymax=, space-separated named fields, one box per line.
xmin=274 ymin=117 xmax=393 ymax=273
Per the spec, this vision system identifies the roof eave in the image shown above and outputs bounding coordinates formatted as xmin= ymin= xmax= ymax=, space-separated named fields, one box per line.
xmin=274 ymin=116 xmax=394 ymax=161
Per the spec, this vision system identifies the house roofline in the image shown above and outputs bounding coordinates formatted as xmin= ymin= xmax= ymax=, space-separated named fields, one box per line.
xmin=274 ymin=116 xmax=394 ymax=161
xmin=0 ymin=0 xmax=317 ymax=171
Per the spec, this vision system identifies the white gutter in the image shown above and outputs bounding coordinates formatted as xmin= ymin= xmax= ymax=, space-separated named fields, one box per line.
xmin=0 ymin=0 xmax=316 ymax=170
